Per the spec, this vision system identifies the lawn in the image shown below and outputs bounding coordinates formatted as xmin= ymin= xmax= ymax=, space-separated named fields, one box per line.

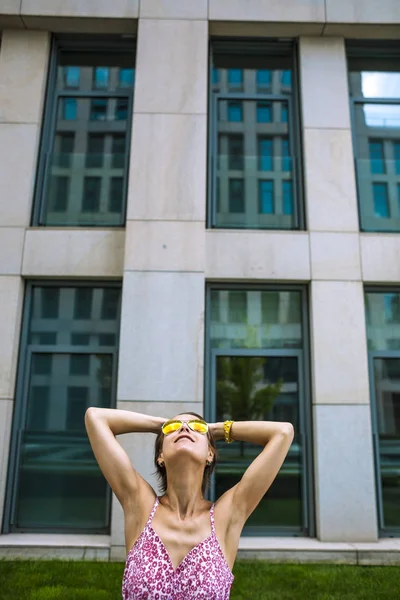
xmin=0 ymin=560 xmax=399 ymax=600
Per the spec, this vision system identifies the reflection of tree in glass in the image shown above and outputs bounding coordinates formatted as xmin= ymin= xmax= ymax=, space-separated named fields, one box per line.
xmin=217 ymin=357 xmax=282 ymax=456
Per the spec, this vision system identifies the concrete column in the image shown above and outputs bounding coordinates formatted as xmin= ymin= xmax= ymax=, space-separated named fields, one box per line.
xmin=300 ymin=37 xmax=378 ymax=541
xmin=112 ymin=13 xmax=208 ymax=556
xmin=0 ymin=30 xmax=50 ymax=525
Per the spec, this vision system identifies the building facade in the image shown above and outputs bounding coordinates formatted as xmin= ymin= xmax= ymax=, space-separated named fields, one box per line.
xmin=0 ymin=1 xmax=400 ymax=561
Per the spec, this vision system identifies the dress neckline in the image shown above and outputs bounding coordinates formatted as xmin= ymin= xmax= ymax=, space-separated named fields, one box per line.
xmin=126 ymin=496 xmax=233 ymax=577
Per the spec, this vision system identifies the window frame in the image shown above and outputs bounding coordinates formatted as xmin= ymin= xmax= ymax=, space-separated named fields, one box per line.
xmin=204 ymin=283 xmax=314 ymax=537
xmin=365 ymin=286 xmax=400 ymax=537
xmin=32 ymin=37 xmax=135 ymax=228
xmin=3 ymin=280 xmax=122 ymax=534
xmin=207 ymin=38 xmax=304 ymax=231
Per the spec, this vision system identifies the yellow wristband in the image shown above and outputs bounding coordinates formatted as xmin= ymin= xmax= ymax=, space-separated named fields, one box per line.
xmin=223 ymin=420 xmax=234 ymax=443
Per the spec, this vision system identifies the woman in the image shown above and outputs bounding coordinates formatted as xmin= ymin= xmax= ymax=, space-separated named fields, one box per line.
xmin=84 ymin=407 xmax=294 ymax=599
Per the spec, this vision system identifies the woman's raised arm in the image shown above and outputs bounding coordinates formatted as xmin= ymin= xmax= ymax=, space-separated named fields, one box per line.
xmin=210 ymin=420 xmax=294 ymax=525
xmin=84 ymin=407 xmax=165 ymax=508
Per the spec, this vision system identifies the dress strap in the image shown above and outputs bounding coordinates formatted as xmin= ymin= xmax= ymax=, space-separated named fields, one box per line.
xmin=147 ymin=497 xmax=159 ymax=525
xmin=210 ymin=503 xmax=216 ymax=535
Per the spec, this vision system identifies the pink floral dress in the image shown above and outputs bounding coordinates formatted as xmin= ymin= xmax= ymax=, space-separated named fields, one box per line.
xmin=122 ymin=497 xmax=234 ymax=599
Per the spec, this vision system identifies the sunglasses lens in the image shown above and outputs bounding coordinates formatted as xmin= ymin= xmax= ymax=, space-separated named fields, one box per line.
xmin=162 ymin=421 xmax=181 ymax=435
xmin=189 ymin=420 xmax=208 ymax=434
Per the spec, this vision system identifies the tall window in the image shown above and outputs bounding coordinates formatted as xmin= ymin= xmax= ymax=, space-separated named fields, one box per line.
xmin=365 ymin=290 xmax=400 ymax=535
xmin=206 ymin=286 xmax=312 ymax=535
xmin=348 ymin=43 xmax=400 ymax=232
xmin=3 ymin=284 xmax=121 ymax=533
xmin=209 ymin=39 xmax=302 ymax=230
xmin=33 ymin=39 xmax=135 ymax=226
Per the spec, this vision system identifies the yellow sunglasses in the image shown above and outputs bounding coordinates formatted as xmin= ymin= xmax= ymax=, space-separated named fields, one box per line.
xmin=161 ymin=419 xmax=209 ymax=436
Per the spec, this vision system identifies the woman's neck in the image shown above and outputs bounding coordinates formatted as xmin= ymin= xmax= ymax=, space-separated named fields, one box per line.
xmin=163 ymin=468 xmax=206 ymax=519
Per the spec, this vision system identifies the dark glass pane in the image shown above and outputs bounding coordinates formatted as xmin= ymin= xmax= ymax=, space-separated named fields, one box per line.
xmin=101 ymin=288 xmax=120 ymax=320
xmin=259 ymin=137 xmax=273 ymax=171
xmin=98 ymin=333 xmax=116 ymax=346
xmin=282 ymin=138 xmax=291 ymax=172
xmin=112 ymin=134 xmax=126 ymax=169
xmin=48 ymin=176 xmax=69 ymax=212
xmin=227 ymin=102 xmax=243 ymax=122
xmin=395 ymin=142 xmax=400 ymax=174
xmin=28 ymin=386 xmax=50 ymax=430
xmin=369 ymin=140 xmax=385 ymax=174
xmin=373 ymin=358 xmax=400 ymax=528
xmin=227 ymin=135 xmax=244 ymax=170
xmin=86 ymin=134 xmax=105 ymax=168
xmin=73 ymin=288 xmax=93 ymax=320
xmin=210 ymin=289 xmax=302 ymax=349
xmin=215 ymin=355 xmax=302 ymax=530
xmin=228 ymin=179 xmax=244 ymax=213
xmin=259 ymin=180 xmax=274 ymax=214
xmin=283 ymin=181 xmax=293 ymax=215
xmin=90 ymin=98 xmax=108 ymax=121
xmin=67 ymin=387 xmax=89 ymax=430
xmin=69 ymin=354 xmax=90 ymax=376
xmin=64 ymin=66 xmax=80 ymax=89
xmin=82 ymin=177 xmax=101 ymax=212
xmin=62 ymin=98 xmax=77 ymax=121
xmin=71 ymin=334 xmax=90 ymax=346
xmin=256 ymin=102 xmax=272 ymax=123
xmin=365 ymin=291 xmax=400 ymax=350
xmin=93 ymin=66 xmax=109 ymax=89
xmin=29 ymin=286 xmax=121 ymax=347
xmin=41 ymin=288 xmax=60 ymax=319
xmin=119 ymin=67 xmax=134 ymax=87
xmin=215 ymin=99 xmax=295 ymax=229
xmin=281 ymin=70 xmax=292 ymax=87
xmin=55 ymin=133 xmax=74 ymax=168
xmin=228 ymin=68 xmax=243 ymax=88
xmin=15 ymin=352 xmax=113 ymax=530
xmin=256 ymin=69 xmax=272 ymax=89
xmin=109 ymin=177 xmax=123 ymax=213
xmin=115 ymin=98 xmax=128 ymax=121
xmin=373 ymin=183 xmax=390 ymax=218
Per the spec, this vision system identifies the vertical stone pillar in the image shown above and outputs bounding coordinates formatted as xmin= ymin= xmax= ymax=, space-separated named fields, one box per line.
xmin=111 ymin=8 xmax=208 ymax=558
xmin=0 ymin=30 xmax=50 ymax=522
xmin=299 ymin=37 xmax=377 ymax=541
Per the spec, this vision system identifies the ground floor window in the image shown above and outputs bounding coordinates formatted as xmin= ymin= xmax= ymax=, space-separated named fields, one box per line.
xmin=365 ymin=289 xmax=400 ymax=535
xmin=3 ymin=283 xmax=121 ymax=533
xmin=206 ymin=285 xmax=313 ymax=535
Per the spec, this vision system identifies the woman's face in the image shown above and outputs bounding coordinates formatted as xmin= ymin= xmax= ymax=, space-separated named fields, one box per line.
xmin=158 ymin=413 xmax=214 ymax=468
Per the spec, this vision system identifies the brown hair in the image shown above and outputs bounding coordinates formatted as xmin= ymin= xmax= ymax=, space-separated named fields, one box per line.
xmin=154 ymin=412 xmax=218 ymax=495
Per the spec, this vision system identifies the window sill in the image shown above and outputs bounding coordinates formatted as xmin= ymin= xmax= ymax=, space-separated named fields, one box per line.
xmin=0 ymin=533 xmax=110 ymax=561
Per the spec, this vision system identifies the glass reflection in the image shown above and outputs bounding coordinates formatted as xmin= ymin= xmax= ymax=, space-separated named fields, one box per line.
xmin=373 ymin=358 xmax=400 ymax=528
xmin=361 ymin=72 xmax=400 ymax=99
xmin=16 ymin=353 xmax=112 ymax=529
xmin=215 ymin=356 xmax=302 ymax=529
xmin=41 ymin=96 xmax=128 ymax=226
xmin=29 ymin=286 xmax=121 ymax=347
xmin=363 ymin=103 xmax=400 ymax=128
xmin=365 ymin=291 xmax=400 ymax=351
xmin=210 ymin=289 xmax=302 ymax=350
xmin=216 ymin=99 xmax=295 ymax=229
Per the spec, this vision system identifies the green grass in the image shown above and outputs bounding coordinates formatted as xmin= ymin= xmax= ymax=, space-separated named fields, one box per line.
xmin=0 ymin=560 xmax=399 ymax=599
